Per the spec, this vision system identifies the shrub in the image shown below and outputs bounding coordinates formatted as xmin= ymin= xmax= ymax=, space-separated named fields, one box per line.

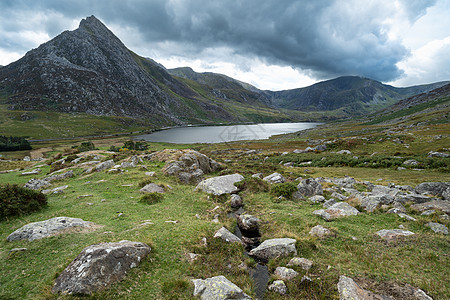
xmin=0 ymin=136 xmax=32 ymax=151
xmin=138 ymin=179 xmax=153 ymax=188
xmin=234 ymin=177 xmax=269 ymax=193
xmin=270 ymin=182 xmax=298 ymax=200
xmin=0 ymin=184 xmax=47 ymax=220
xmin=140 ymin=193 xmax=163 ymax=205
xmin=78 ymin=141 xmax=95 ymax=152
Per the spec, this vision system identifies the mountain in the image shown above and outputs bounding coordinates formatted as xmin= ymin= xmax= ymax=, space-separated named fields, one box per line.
xmin=0 ymin=16 xmax=283 ymax=128
xmin=267 ymin=76 xmax=449 ymax=115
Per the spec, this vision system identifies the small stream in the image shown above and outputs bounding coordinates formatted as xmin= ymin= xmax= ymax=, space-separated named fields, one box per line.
xmin=229 ymin=209 xmax=270 ymax=300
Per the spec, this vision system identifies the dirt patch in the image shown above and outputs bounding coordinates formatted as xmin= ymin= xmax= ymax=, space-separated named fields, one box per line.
xmin=30 ymin=147 xmax=52 ymax=159
xmin=354 ymin=277 xmax=421 ymax=300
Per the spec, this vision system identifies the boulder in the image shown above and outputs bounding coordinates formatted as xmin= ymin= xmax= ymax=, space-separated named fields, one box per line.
xmin=268 ymin=280 xmax=287 ymax=295
xmin=45 ymin=170 xmax=74 ymax=182
xmin=287 ymin=257 xmax=313 ymax=270
xmin=274 ymin=267 xmax=298 ymax=280
xmin=297 ymin=178 xmax=323 ymax=197
xmin=24 ymin=178 xmax=51 ymax=190
xmin=21 ymin=168 xmax=41 ymax=176
xmin=425 ymin=222 xmax=448 ymax=235
xmin=395 ymin=193 xmax=432 ymax=204
xmin=403 ymin=159 xmax=419 ymax=166
xmin=94 ymin=160 xmax=115 ymax=172
xmin=263 ymin=172 xmax=285 ymax=184
xmin=52 ymin=241 xmax=150 ymax=295
xmin=230 ymin=194 xmax=243 ymax=208
xmin=428 ymin=151 xmax=450 ymax=158
xmin=139 ymin=183 xmax=165 ymax=194
xmin=410 ymin=200 xmax=450 ymax=214
xmin=331 ymin=192 xmax=348 ymax=201
xmin=237 ymin=214 xmax=260 ymax=232
xmin=415 ymin=182 xmax=450 ymax=198
xmin=313 ymin=202 xmax=359 ymax=221
xmin=376 ymin=229 xmax=415 ymax=242
xmin=214 ymin=227 xmax=243 ymax=244
xmin=309 ymin=225 xmax=333 ymax=238
xmin=7 ymin=217 xmax=98 ymax=242
xmin=337 ymin=150 xmax=352 ymax=155
xmin=196 ymin=174 xmax=244 ymax=195
xmin=309 ymin=195 xmax=326 ymax=203
xmin=323 ymin=199 xmax=337 ymax=208
xmin=192 ymin=275 xmax=251 ymax=300
xmin=249 ymin=238 xmax=297 ymax=261
xmin=42 ymin=185 xmax=69 ymax=194
xmin=337 ymin=275 xmax=390 ymax=300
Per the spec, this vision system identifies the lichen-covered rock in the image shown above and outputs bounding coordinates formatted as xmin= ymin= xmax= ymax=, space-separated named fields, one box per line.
xmin=263 ymin=172 xmax=285 ymax=184
xmin=7 ymin=217 xmax=98 ymax=242
xmin=415 ymin=182 xmax=450 ymax=198
xmin=214 ymin=227 xmax=243 ymax=244
xmin=268 ymin=280 xmax=287 ymax=295
xmin=196 ymin=174 xmax=244 ymax=195
xmin=425 ymin=222 xmax=448 ymax=235
xmin=45 ymin=170 xmax=74 ymax=182
xmin=230 ymin=194 xmax=243 ymax=208
xmin=376 ymin=229 xmax=415 ymax=241
xmin=313 ymin=202 xmax=359 ymax=221
xmin=274 ymin=267 xmax=298 ymax=280
xmin=287 ymin=257 xmax=313 ymax=270
xmin=24 ymin=178 xmax=51 ymax=190
xmin=337 ymin=275 xmax=389 ymax=300
xmin=297 ymin=178 xmax=323 ymax=197
xmin=309 ymin=225 xmax=333 ymax=238
xmin=410 ymin=200 xmax=450 ymax=214
xmin=192 ymin=275 xmax=251 ymax=300
xmin=249 ymin=238 xmax=297 ymax=261
xmin=237 ymin=214 xmax=260 ymax=232
xmin=52 ymin=240 xmax=151 ymax=294
xmin=94 ymin=160 xmax=115 ymax=172
xmin=139 ymin=183 xmax=165 ymax=194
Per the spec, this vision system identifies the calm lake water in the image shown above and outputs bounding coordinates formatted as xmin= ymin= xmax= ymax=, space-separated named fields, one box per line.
xmin=135 ymin=122 xmax=322 ymax=144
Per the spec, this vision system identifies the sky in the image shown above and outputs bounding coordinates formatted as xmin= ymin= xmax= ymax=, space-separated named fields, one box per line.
xmin=0 ymin=0 xmax=449 ymax=91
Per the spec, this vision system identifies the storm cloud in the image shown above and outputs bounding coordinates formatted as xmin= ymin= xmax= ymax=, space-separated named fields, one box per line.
xmin=0 ymin=0 xmax=447 ymax=88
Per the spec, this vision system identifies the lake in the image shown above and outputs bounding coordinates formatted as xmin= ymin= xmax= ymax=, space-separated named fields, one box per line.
xmin=135 ymin=122 xmax=322 ymax=144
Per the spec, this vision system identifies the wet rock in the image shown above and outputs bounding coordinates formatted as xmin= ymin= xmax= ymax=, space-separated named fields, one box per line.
xmin=287 ymin=257 xmax=313 ymax=270
xmin=274 ymin=267 xmax=298 ymax=280
xmin=230 ymin=194 xmax=243 ymax=208
xmin=309 ymin=225 xmax=333 ymax=238
xmin=410 ymin=200 xmax=450 ymax=214
xmin=139 ymin=183 xmax=165 ymax=194
xmin=214 ymin=227 xmax=243 ymax=244
xmin=196 ymin=174 xmax=244 ymax=195
xmin=7 ymin=217 xmax=98 ymax=242
xmin=313 ymin=202 xmax=359 ymax=221
xmin=376 ymin=229 xmax=415 ymax=242
xmin=297 ymin=178 xmax=323 ymax=197
xmin=249 ymin=238 xmax=297 ymax=261
xmin=425 ymin=222 xmax=448 ymax=235
xmin=237 ymin=214 xmax=260 ymax=232
xmin=263 ymin=172 xmax=286 ymax=184
xmin=192 ymin=275 xmax=251 ymax=300
xmin=268 ymin=280 xmax=287 ymax=295
xmin=52 ymin=240 xmax=150 ymax=295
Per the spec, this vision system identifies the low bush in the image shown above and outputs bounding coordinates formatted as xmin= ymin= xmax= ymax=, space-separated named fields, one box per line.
xmin=140 ymin=193 xmax=163 ymax=205
xmin=234 ymin=177 xmax=270 ymax=193
xmin=0 ymin=184 xmax=48 ymax=220
xmin=270 ymin=182 xmax=298 ymax=200
xmin=78 ymin=141 xmax=95 ymax=152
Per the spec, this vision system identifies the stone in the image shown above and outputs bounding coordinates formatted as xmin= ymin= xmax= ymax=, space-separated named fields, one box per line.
xmin=415 ymin=289 xmax=433 ymax=300
xmin=287 ymin=257 xmax=313 ymax=270
xmin=268 ymin=280 xmax=287 ymax=295
xmin=360 ymin=197 xmax=381 ymax=212
xmin=192 ymin=275 xmax=251 ymax=300
xmin=249 ymin=238 xmax=297 ymax=261
xmin=323 ymin=199 xmax=337 ymax=208
xmin=24 ymin=178 xmax=51 ymax=190
xmin=251 ymin=173 xmax=263 ymax=179
xmin=420 ymin=210 xmax=436 ymax=216
xmin=309 ymin=225 xmax=333 ymax=238
xmin=23 ymin=156 xmax=31 ymax=161
xmin=337 ymin=150 xmax=352 ymax=155
xmin=313 ymin=202 xmax=359 ymax=221
xmin=395 ymin=193 xmax=432 ymax=204
xmin=331 ymin=192 xmax=347 ymax=201
xmin=398 ymin=213 xmax=417 ymax=221
xmin=139 ymin=183 xmax=165 ymax=194
xmin=42 ymin=185 xmax=69 ymax=194
xmin=263 ymin=172 xmax=286 ymax=184
xmin=230 ymin=194 xmax=243 ymax=208
xmin=45 ymin=170 xmax=74 ymax=182
xmin=410 ymin=200 xmax=450 ymax=214
xmin=196 ymin=174 xmax=244 ymax=195
xmin=428 ymin=151 xmax=450 ymax=158
xmin=9 ymin=247 xmax=27 ymax=254
xmin=237 ymin=214 xmax=260 ymax=232
xmin=376 ymin=229 xmax=415 ymax=241
xmin=52 ymin=240 xmax=150 ymax=295
xmin=297 ymin=178 xmax=323 ymax=197
xmin=214 ymin=227 xmax=243 ymax=244
xmin=309 ymin=195 xmax=326 ymax=203
xmin=415 ymin=182 xmax=450 ymax=198
xmin=7 ymin=217 xmax=98 ymax=242
xmin=92 ymin=160 xmax=114 ymax=172
xmin=145 ymin=171 xmax=156 ymax=176
xmin=337 ymin=275 xmax=390 ymax=300
xmin=403 ymin=159 xmax=419 ymax=166
xmin=21 ymin=168 xmax=41 ymax=176
xmin=425 ymin=222 xmax=448 ymax=235
xmin=274 ymin=267 xmax=298 ymax=280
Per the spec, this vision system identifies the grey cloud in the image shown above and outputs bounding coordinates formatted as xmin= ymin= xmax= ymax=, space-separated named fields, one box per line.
xmin=0 ymin=0 xmax=439 ymax=82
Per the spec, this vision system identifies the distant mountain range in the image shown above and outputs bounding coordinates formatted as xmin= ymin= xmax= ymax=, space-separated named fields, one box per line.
xmin=0 ymin=15 xmax=448 ymax=128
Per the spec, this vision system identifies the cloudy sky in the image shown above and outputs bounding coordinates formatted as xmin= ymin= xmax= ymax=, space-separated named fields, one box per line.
xmin=1 ymin=0 xmax=449 ymax=90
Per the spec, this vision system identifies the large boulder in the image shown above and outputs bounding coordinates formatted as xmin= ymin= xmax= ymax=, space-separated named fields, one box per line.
xmin=139 ymin=183 xmax=165 ymax=194
xmin=297 ymin=178 xmax=323 ymax=198
xmin=410 ymin=200 xmax=450 ymax=214
xmin=274 ymin=267 xmax=298 ymax=281
xmin=94 ymin=160 xmax=115 ymax=172
xmin=237 ymin=214 xmax=260 ymax=232
xmin=52 ymin=240 xmax=151 ymax=294
xmin=425 ymin=222 xmax=448 ymax=235
xmin=24 ymin=178 xmax=51 ymax=190
xmin=415 ymin=182 xmax=450 ymax=199
xmin=337 ymin=275 xmax=390 ymax=300
xmin=45 ymin=170 xmax=74 ymax=182
xmin=249 ymin=238 xmax=297 ymax=261
xmin=196 ymin=174 xmax=244 ymax=195
xmin=214 ymin=227 xmax=243 ymax=244
xmin=7 ymin=217 xmax=98 ymax=242
xmin=263 ymin=172 xmax=285 ymax=184
xmin=376 ymin=229 xmax=414 ymax=242
xmin=192 ymin=275 xmax=251 ymax=300
xmin=313 ymin=202 xmax=359 ymax=221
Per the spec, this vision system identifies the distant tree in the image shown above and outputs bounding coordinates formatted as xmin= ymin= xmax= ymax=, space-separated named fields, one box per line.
xmin=78 ymin=141 xmax=95 ymax=152
xmin=0 ymin=136 xmax=32 ymax=151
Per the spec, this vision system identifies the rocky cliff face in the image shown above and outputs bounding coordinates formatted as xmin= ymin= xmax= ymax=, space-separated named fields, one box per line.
xmin=0 ymin=16 xmax=231 ymax=125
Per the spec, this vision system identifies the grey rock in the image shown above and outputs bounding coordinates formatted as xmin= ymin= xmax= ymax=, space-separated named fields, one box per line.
xmin=249 ymin=238 xmax=297 ymax=261
xmin=330 ymin=177 xmax=356 ymax=188
xmin=214 ymin=227 xmax=243 ymax=244
xmin=314 ymin=202 xmax=359 ymax=221
xmin=360 ymin=197 xmax=381 ymax=212
xmin=415 ymin=288 xmax=434 ymax=300
xmin=337 ymin=150 xmax=352 ymax=155
xmin=425 ymin=222 xmax=448 ymax=235
xmin=21 ymin=168 xmax=41 ymax=176
xmin=24 ymin=178 xmax=51 ymax=190
xmin=376 ymin=229 xmax=415 ymax=241
xmin=145 ymin=171 xmax=156 ymax=176
xmin=42 ymin=185 xmax=69 ymax=194
xmin=52 ymin=240 xmax=150 ymax=295
xmin=9 ymin=247 xmax=27 ymax=253
xmin=331 ymin=192 xmax=347 ymax=201
xmin=440 ymin=213 xmax=450 ymax=220
xmin=196 ymin=174 xmax=244 ymax=195
xmin=323 ymin=199 xmax=337 ymax=208
xmin=420 ymin=210 xmax=436 ymax=216
xmin=309 ymin=195 xmax=326 ymax=203
xmin=268 ymin=280 xmax=287 ymax=295
xmin=139 ymin=183 xmax=165 ymax=194
xmin=309 ymin=225 xmax=333 ymax=238
xmin=237 ymin=214 xmax=260 ymax=232
xmin=297 ymin=178 xmax=323 ymax=197
xmin=284 ymin=162 xmax=294 ymax=167
xmin=263 ymin=172 xmax=286 ymax=184
xmin=274 ymin=266 xmax=298 ymax=280
xmin=395 ymin=193 xmax=432 ymax=204
xmin=410 ymin=200 xmax=450 ymax=214
xmin=428 ymin=151 xmax=450 ymax=158
xmin=251 ymin=173 xmax=263 ymax=179
xmin=45 ymin=170 xmax=74 ymax=182
xmin=338 ymin=275 xmax=391 ymax=300
xmin=287 ymin=257 xmax=313 ymax=270
xmin=94 ymin=160 xmax=115 ymax=172
xmin=403 ymin=159 xmax=419 ymax=166
xmin=7 ymin=217 xmax=97 ymax=242
xmin=230 ymin=194 xmax=243 ymax=208
xmin=192 ymin=276 xmax=251 ymax=300
xmin=398 ymin=213 xmax=417 ymax=221
xmin=415 ymin=182 xmax=450 ymax=198
xmin=23 ymin=156 xmax=31 ymax=161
